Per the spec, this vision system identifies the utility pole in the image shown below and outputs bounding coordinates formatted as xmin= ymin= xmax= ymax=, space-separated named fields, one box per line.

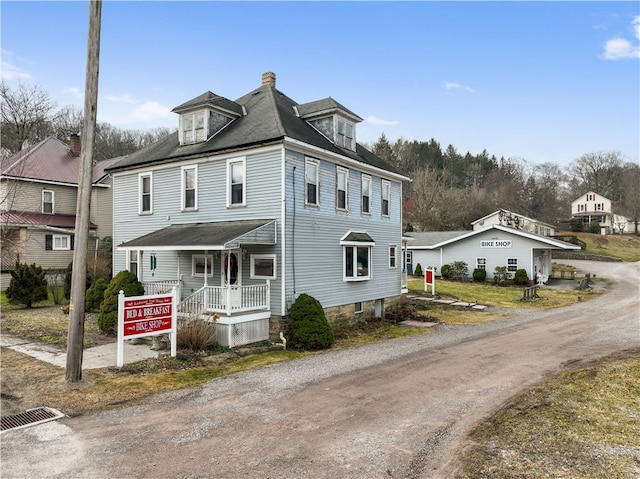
xmin=66 ymin=0 xmax=102 ymax=382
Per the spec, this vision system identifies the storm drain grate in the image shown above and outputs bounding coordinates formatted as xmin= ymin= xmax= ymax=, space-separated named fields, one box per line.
xmin=1 ymin=407 xmax=65 ymax=433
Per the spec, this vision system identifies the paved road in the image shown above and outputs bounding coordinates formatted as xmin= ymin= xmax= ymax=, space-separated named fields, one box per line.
xmin=2 ymin=260 xmax=639 ymax=479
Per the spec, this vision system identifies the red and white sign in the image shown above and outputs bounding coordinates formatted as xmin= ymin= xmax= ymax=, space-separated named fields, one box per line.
xmin=424 ymin=268 xmax=436 ymax=295
xmin=123 ymin=296 xmax=173 ymax=336
xmin=117 ymin=289 xmax=177 ymax=367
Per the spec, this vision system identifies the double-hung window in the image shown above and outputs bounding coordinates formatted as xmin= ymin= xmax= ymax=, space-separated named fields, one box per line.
xmin=341 ymin=231 xmax=374 ymax=281
xmin=42 ymin=190 xmax=54 ymax=214
xmin=477 ymin=258 xmax=487 ymax=270
xmin=53 ymin=235 xmax=70 ymax=250
xmin=389 ymin=245 xmax=397 ymax=268
xmin=227 ymin=158 xmax=245 ymax=207
xmin=128 ymin=250 xmax=139 ymax=277
xmin=507 ymin=258 xmax=518 ymax=273
xmin=336 ymin=166 xmax=348 ymax=211
xmin=182 ymin=165 xmax=197 ymax=210
xmin=139 ymin=173 xmax=152 ymax=214
xmin=381 ymin=179 xmax=390 ymax=217
xmin=361 ymin=174 xmax=371 ymax=214
xmin=305 ymin=158 xmax=319 ymax=206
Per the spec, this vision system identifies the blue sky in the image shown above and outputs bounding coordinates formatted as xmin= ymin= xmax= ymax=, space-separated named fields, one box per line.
xmin=2 ymin=1 xmax=639 ymax=167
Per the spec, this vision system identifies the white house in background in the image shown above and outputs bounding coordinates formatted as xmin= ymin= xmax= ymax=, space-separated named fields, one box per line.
xmin=471 ymin=209 xmax=555 ymax=237
xmin=107 ymin=72 xmax=410 ymax=347
xmin=405 ymin=225 xmax=580 ymax=282
xmin=571 ymin=191 xmax=613 ymax=234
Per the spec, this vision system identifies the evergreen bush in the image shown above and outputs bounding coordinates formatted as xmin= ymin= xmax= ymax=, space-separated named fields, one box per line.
xmin=570 ymin=217 xmax=584 ymax=232
xmin=514 ymin=268 xmax=530 ymax=285
xmin=288 ymin=293 xmax=334 ymax=350
xmin=473 ymin=268 xmax=487 ymax=282
xmin=440 ymin=264 xmax=450 ymax=279
xmin=6 ymin=262 xmax=48 ymax=308
xmin=414 ymin=263 xmax=423 ymax=277
xmin=97 ymin=270 xmax=144 ymax=333
xmin=85 ymin=278 xmax=108 ymax=312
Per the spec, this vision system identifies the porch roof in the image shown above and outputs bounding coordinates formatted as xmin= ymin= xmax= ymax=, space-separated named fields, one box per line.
xmin=117 ymin=219 xmax=277 ymax=251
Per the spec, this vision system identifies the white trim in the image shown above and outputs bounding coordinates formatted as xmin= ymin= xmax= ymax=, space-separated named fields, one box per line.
xmin=226 ymin=157 xmax=246 ymax=207
xmin=388 ymin=244 xmax=398 ymax=268
xmin=381 ymin=179 xmax=391 ymax=218
xmin=336 ymin=165 xmax=349 ymax=211
xmin=181 ymin=165 xmax=198 ymax=211
xmin=361 ymin=173 xmax=371 ymax=215
xmin=191 ymin=254 xmax=213 ymax=277
xmin=42 ymin=189 xmax=54 ymax=214
xmin=343 ymin=244 xmax=372 ymax=281
xmin=52 ymin=234 xmax=70 ymax=250
xmin=138 ymin=172 xmax=153 ymax=215
xmin=305 ymin=157 xmax=320 ymax=206
xmin=250 ymin=254 xmax=276 ymax=279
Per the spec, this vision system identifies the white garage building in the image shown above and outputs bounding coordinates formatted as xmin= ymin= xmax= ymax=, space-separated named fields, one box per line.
xmin=405 ymin=225 xmax=580 ymax=282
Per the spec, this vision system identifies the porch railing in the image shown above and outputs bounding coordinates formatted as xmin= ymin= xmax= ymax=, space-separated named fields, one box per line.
xmin=143 ymin=280 xmax=181 ymax=297
xmin=178 ymin=281 xmax=270 ymax=317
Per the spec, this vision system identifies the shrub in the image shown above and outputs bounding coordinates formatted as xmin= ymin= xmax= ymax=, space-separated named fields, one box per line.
xmin=6 ymin=262 xmax=48 ymax=308
xmin=177 ymin=316 xmax=217 ymax=351
xmin=414 ymin=263 xmax=423 ymax=277
xmin=85 ymin=278 xmax=108 ymax=312
xmin=589 ymin=221 xmax=600 ymax=234
xmin=440 ymin=264 xmax=451 ymax=279
xmin=514 ymin=269 xmax=530 ymax=285
xmin=288 ymin=293 xmax=334 ymax=350
xmin=473 ymin=268 xmax=487 ymax=282
xmin=570 ymin=217 xmax=584 ymax=232
xmin=97 ymin=270 xmax=145 ymax=333
xmin=448 ymin=261 xmax=469 ymax=281
xmin=493 ymin=266 xmax=509 ymax=284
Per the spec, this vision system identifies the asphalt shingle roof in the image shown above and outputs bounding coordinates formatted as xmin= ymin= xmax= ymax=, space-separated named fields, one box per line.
xmin=107 ymin=83 xmax=406 ymax=178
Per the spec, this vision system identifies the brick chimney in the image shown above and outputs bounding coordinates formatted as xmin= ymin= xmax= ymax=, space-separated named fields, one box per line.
xmin=69 ymin=133 xmax=81 ymax=156
xmin=262 ymin=71 xmax=276 ymax=88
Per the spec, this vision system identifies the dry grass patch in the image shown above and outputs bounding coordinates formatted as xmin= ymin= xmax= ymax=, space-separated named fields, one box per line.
xmin=456 ymin=352 xmax=640 ymax=479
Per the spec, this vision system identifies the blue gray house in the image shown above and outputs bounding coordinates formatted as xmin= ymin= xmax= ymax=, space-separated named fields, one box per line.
xmin=108 ymin=72 xmax=410 ymax=347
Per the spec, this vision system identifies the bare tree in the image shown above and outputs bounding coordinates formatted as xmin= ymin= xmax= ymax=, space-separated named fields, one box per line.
xmin=0 ymin=81 xmax=56 ymax=155
xmin=567 ymin=151 xmax=624 ymax=201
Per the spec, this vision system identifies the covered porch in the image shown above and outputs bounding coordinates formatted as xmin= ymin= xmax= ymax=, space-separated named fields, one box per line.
xmin=118 ymin=219 xmax=277 ymax=347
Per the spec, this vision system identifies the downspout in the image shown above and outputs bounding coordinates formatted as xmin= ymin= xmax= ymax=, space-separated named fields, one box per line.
xmin=291 ymin=165 xmax=297 ymax=300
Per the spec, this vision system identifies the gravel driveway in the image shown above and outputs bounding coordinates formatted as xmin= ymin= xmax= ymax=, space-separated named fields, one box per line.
xmin=2 ymin=260 xmax=639 ymax=479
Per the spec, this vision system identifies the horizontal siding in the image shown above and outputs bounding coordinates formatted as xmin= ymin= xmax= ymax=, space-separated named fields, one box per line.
xmin=112 ymin=148 xmax=283 ymax=312
xmin=283 ymin=148 xmax=403 ymax=310
xmin=2 ymin=181 xmax=78 ymax=215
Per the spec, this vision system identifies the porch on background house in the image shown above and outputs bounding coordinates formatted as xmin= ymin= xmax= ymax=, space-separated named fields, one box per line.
xmin=118 ymin=219 xmax=277 ymax=347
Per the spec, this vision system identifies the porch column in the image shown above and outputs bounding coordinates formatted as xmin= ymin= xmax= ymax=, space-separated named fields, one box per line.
xmin=203 ymin=250 xmax=209 ymax=311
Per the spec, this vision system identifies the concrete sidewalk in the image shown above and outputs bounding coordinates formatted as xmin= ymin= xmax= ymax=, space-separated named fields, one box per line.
xmin=0 ymin=335 xmax=161 ymax=369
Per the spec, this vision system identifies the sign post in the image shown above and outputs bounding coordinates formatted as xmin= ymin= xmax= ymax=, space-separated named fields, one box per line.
xmin=117 ymin=287 xmax=177 ymax=367
xmin=424 ymin=268 xmax=435 ymax=295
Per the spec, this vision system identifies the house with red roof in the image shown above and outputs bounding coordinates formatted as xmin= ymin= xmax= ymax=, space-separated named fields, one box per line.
xmin=1 ymin=135 xmax=119 ymax=287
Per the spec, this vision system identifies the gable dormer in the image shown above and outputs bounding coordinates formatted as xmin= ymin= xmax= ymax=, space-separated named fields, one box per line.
xmin=296 ymin=98 xmax=363 ymax=152
xmin=172 ymin=92 xmax=244 ymax=146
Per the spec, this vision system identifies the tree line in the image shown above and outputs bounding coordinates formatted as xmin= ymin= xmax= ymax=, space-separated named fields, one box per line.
xmin=369 ymin=134 xmax=639 ymax=233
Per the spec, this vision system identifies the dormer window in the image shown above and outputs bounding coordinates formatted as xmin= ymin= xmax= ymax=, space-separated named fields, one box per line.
xmin=173 ymin=91 xmax=243 ymax=146
xmin=336 ymin=119 xmax=354 ymax=150
xmin=182 ymin=112 xmax=205 ymax=144
xmin=297 ymin=98 xmax=362 ymax=152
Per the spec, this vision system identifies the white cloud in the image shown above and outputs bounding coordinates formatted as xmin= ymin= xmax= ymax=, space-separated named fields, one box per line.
xmin=105 ymin=92 xmax=137 ymax=104
xmin=444 ymin=81 xmax=475 ymax=93
xmin=131 ymin=101 xmax=172 ymax=121
xmin=62 ymin=87 xmax=83 ymax=101
xmin=365 ymin=115 xmax=399 ymax=126
xmin=1 ymin=61 xmax=31 ymax=81
xmin=601 ymin=16 xmax=640 ymax=60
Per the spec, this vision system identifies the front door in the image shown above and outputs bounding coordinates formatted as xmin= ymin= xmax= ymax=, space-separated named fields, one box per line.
xmin=221 ymin=250 xmax=242 ymax=308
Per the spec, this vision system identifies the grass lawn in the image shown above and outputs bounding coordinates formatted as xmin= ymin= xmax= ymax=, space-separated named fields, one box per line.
xmin=562 ymin=231 xmax=640 ymax=262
